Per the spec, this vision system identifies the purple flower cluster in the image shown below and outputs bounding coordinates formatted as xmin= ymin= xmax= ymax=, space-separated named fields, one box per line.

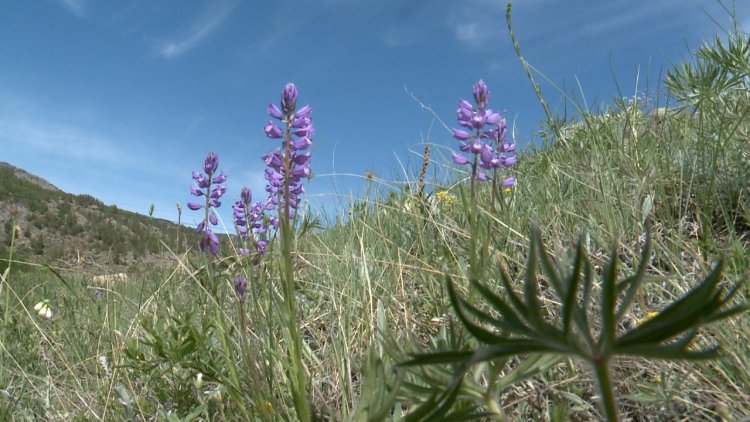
xmin=263 ymin=83 xmax=313 ymax=220
xmin=451 ymin=80 xmax=516 ymax=187
xmin=232 ymin=186 xmax=275 ymax=257
xmin=187 ymin=152 xmax=227 ymax=256
xmin=234 ymin=275 xmax=247 ymax=302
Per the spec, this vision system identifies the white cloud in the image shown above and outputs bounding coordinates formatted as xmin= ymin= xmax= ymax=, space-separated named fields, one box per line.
xmin=447 ymin=0 xmax=506 ymax=50
xmin=156 ymin=1 xmax=237 ymax=59
xmin=0 ymin=115 xmax=129 ymax=166
xmin=57 ymin=0 xmax=86 ymax=18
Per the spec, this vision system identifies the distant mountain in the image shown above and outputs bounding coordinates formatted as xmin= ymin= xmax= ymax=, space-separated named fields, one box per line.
xmin=0 ymin=162 xmax=61 ymax=192
xmin=0 ymin=162 xmax=195 ymax=273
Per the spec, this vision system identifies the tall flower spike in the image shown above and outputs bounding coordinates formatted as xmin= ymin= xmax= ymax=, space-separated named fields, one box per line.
xmin=233 ymin=186 xmax=272 ymax=262
xmin=263 ymin=83 xmax=313 ymax=221
xmin=188 ymin=151 xmax=226 ymax=256
xmin=234 ymin=275 xmax=247 ymax=302
xmin=451 ymin=80 xmax=503 ymax=189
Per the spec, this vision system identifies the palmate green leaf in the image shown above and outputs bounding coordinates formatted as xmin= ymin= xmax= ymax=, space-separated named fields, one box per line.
xmin=616 ymin=329 xmax=720 ymax=360
xmin=469 ymin=274 xmax=530 ymax=333
xmin=615 ymin=231 xmax=652 ymax=321
xmin=705 ymin=302 xmax=750 ymax=324
xmin=617 ymin=261 xmax=727 ymax=347
xmin=600 ymin=244 xmax=619 ymax=350
xmin=447 ymin=278 xmax=507 ymax=344
xmin=498 ymin=261 xmax=528 ymax=320
xmin=562 ymin=240 xmax=585 ymax=337
xmin=458 ymin=279 xmax=515 ymax=330
xmin=576 ymin=257 xmax=594 ymax=334
xmin=404 ymin=373 xmax=465 ymax=422
xmin=536 ymin=227 xmax=564 ymax=297
xmin=523 ymin=228 xmax=543 ymax=325
xmin=399 ymin=351 xmax=473 ymax=367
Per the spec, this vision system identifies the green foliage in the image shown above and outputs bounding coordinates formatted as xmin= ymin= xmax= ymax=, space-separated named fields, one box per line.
xmin=398 ymin=228 xmax=747 ymax=421
xmin=666 ymin=30 xmax=749 ymax=110
xmin=2 ymin=6 xmax=750 ymax=421
xmin=122 ymin=311 xmax=227 ymax=417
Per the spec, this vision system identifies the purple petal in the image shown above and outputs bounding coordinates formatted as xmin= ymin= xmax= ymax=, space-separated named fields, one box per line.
xmin=281 ymin=83 xmax=298 ymax=115
xmin=193 ymin=173 xmax=209 ymax=188
xmin=209 ymin=210 xmax=218 ymax=225
xmin=189 ymin=186 xmax=204 ymax=196
xmin=476 ymin=172 xmax=489 ymax=181
xmin=293 ymin=152 xmax=311 ymax=165
xmin=472 ymin=79 xmax=489 ymax=108
xmin=210 ymin=185 xmax=226 ymax=199
xmin=451 ymin=152 xmax=469 ymax=165
xmin=470 ymin=139 xmax=484 ymax=154
xmin=292 ymin=165 xmax=310 ymax=179
xmin=480 ymin=145 xmax=493 ymax=165
xmin=264 ymin=120 xmax=283 ymax=138
xmin=187 ymin=202 xmax=203 ymax=210
xmin=241 ymin=187 xmax=252 ymax=204
xmin=471 ymin=113 xmax=487 ymax=129
xmin=212 ymin=171 xmax=227 ymax=184
xmin=293 ymin=137 xmax=312 ymax=150
xmin=452 ymin=128 xmax=471 ymax=141
xmin=295 ymin=104 xmax=312 ymax=119
xmin=458 ymin=99 xmax=473 ymax=112
xmin=203 ymin=152 xmax=219 ymax=176
xmin=268 ymin=103 xmax=283 ymax=119
xmin=294 ymin=124 xmax=313 ymax=137
xmin=502 ymin=176 xmax=517 ymax=187
xmin=485 ymin=112 xmax=503 ymax=125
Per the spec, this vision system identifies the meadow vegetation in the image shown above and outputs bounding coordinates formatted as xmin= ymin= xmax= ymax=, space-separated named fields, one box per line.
xmin=1 ymin=5 xmax=749 ymax=421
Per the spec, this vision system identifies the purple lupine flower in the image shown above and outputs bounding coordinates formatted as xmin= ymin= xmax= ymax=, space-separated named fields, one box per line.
xmin=232 ymin=186 xmax=273 ymax=262
xmin=263 ymin=82 xmax=313 ymax=221
xmin=204 ymin=152 xmax=218 ymax=176
xmin=451 ymin=80 xmax=501 ymax=186
xmin=478 ymin=120 xmax=517 ymax=172
xmin=188 ymin=151 xmax=226 ymax=256
xmin=473 ymin=79 xmax=490 ymax=109
xmin=450 ymin=80 xmax=519 ymax=193
xmin=234 ymin=275 xmax=247 ymax=302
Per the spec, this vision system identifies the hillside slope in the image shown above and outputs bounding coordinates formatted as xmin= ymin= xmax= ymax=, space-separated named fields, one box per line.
xmin=0 ymin=162 xmax=195 ymax=272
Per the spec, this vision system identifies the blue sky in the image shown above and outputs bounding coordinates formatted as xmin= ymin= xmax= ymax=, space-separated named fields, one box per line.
xmin=1 ymin=0 xmax=748 ymax=230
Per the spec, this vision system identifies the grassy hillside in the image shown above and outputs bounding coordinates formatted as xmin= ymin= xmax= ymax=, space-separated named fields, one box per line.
xmin=0 ymin=17 xmax=748 ymax=422
xmin=0 ymin=162 xmax=196 ymax=274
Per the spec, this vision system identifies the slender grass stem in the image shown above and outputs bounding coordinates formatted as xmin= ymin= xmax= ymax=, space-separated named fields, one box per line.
xmin=592 ymin=357 xmax=619 ymax=422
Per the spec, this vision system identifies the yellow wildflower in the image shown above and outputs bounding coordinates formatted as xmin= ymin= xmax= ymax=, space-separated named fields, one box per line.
xmin=436 ymin=190 xmax=455 ymax=206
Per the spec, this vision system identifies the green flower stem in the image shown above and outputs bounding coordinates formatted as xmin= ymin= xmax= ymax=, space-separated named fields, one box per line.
xmin=592 ymin=357 xmax=618 ymax=422
xmin=281 ymin=127 xmax=312 ymax=422
xmin=280 ymin=215 xmax=311 ymax=422
xmin=214 ymin=302 xmax=253 ymax=421
xmin=483 ymin=393 xmax=507 ymax=422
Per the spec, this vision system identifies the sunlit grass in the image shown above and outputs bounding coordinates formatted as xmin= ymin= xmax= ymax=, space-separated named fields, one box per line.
xmin=1 ymin=9 xmax=749 ymax=421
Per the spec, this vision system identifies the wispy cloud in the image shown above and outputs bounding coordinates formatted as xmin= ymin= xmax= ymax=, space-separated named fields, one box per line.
xmin=0 ymin=115 xmax=132 ymax=166
xmin=57 ymin=0 xmax=86 ymax=18
xmin=156 ymin=1 xmax=237 ymax=59
xmin=447 ymin=0 xmax=506 ymax=50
